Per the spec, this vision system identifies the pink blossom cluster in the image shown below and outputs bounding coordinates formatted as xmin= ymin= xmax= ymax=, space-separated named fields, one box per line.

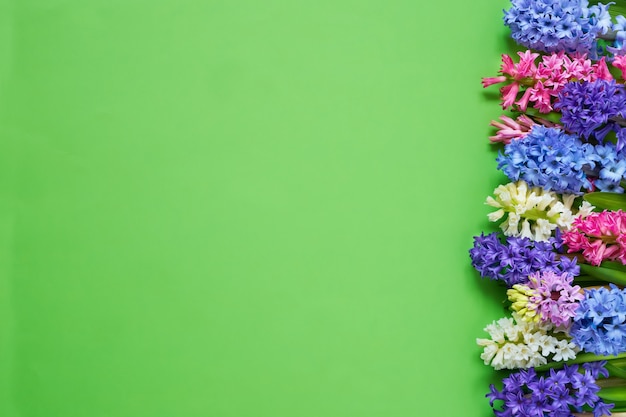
xmin=613 ymin=55 xmax=626 ymax=79
xmin=482 ymin=50 xmax=612 ymax=113
xmin=562 ymin=210 xmax=626 ymax=265
xmin=488 ymin=114 xmax=560 ymax=144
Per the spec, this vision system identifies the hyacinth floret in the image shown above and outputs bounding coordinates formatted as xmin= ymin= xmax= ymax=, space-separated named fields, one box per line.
xmin=608 ymin=15 xmax=626 ymax=56
xmin=477 ymin=312 xmax=578 ymax=370
xmin=571 ymin=284 xmax=626 ymax=356
xmin=594 ymin=142 xmax=626 ymax=192
xmin=557 ymin=79 xmax=626 ymax=151
xmin=613 ymin=53 xmax=626 ymax=78
xmin=508 ymin=270 xmax=583 ymax=327
xmin=486 ymin=362 xmax=613 ymax=417
xmin=470 ymin=231 xmax=579 ymax=286
xmin=489 ymin=114 xmax=536 ymax=144
xmin=486 ymin=180 xmax=594 ymax=242
xmin=562 ymin=210 xmax=626 ymax=265
xmin=504 ymin=0 xmax=613 ymax=57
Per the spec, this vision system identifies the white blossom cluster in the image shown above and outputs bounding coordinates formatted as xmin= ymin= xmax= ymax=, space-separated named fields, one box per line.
xmin=486 ymin=180 xmax=594 ymax=241
xmin=476 ymin=313 xmax=578 ymax=370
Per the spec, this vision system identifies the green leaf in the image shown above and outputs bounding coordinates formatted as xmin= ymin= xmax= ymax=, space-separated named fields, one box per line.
xmin=583 ymin=192 xmax=626 ymax=211
xmin=606 ymin=362 xmax=626 ymax=379
xmin=579 ymin=264 xmax=626 ymax=286
xmin=601 ymin=261 xmax=626 ymax=273
xmin=599 ymin=386 xmax=626 ymax=402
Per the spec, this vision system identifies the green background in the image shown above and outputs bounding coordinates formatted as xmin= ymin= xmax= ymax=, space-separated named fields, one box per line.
xmin=0 ymin=0 xmax=512 ymax=415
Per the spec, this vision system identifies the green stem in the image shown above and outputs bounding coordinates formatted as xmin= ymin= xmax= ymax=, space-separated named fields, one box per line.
xmin=609 ymin=116 xmax=626 ymax=128
xmin=523 ymin=108 xmax=562 ymax=124
xmin=579 ymin=264 xmax=626 ymax=286
xmin=534 ymin=352 xmax=626 ymax=372
xmin=598 ymin=30 xmax=618 ymax=42
xmin=598 ymin=377 xmax=626 ymax=389
xmin=505 ymin=207 xmax=558 ymax=223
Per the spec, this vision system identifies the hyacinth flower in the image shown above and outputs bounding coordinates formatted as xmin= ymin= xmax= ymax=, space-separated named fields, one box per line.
xmin=570 ymin=284 xmax=626 ymax=357
xmin=508 ymin=270 xmax=584 ymax=327
xmin=614 ymin=54 xmax=626 ymax=78
xmin=470 ymin=231 xmax=580 ymax=286
xmin=489 ymin=114 xmax=536 ymax=144
xmin=488 ymin=114 xmax=561 ymax=144
xmin=477 ymin=312 xmax=578 ymax=370
xmin=593 ymin=143 xmax=626 ymax=193
xmin=497 ymin=125 xmax=626 ymax=195
xmin=503 ymin=0 xmax=618 ymax=58
xmin=487 ymin=363 xmax=614 ymax=417
xmin=605 ymin=14 xmax=626 ymax=56
xmin=562 ymin=210 xmax=626 ymax=266
xmin=482 ymin=50 xmax=611 ymax=113
xmin=556 ymin=79 xmax=626 ymax=151
xmin=486 ymin=180 xmax=595 ymax=242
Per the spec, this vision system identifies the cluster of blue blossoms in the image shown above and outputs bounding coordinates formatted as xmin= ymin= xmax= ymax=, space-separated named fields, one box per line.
xmin=504 ymin=0 xmax=615 ymax=57
xmin=570 ymin=284 xmax=626 ymax=356
xmin=487 ymin=364 xmax=614 ymax=417
xmin=497 ymin=125 xmax=626 ymax=194
xmin=469 ymin=231 xmax=579 ymax=286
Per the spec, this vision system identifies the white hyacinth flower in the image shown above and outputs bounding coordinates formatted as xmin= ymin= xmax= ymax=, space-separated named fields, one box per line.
xmin=476 ymin=312 xmax=577 ymax=370
xmin=552 ymin=339 xmax=578 ymax=362
xmin=485 ymin=180 xmax=594 ymax=242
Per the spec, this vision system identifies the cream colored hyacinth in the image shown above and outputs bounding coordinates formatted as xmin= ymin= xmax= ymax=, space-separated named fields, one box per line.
xmin=476 ymin=312 xmax=578 ymax=370
xmin=485 ymin=180 xmax=594 ymax=242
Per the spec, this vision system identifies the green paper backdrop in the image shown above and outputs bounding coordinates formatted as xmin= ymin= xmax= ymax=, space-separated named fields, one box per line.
xmin=0 ymin=0 xmax=512 ymax=415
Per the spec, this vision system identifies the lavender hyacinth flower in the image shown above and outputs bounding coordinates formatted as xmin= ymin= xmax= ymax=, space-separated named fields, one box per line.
xmin=487 ymin=363 xmax=613 ymax=417
xmin=470 ymin=232 xmax=579 ymax=286
xmin=508 ymin=270 xmax=583 ymax=327
xmin=504 ymin=0 xmax=613 ymax=57
xmin=557 ymin=79 xmax=626 ymax=151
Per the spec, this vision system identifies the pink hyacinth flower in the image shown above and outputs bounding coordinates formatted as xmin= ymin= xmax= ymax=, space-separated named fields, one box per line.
xmin=488 ymin=115 xmax=534 ymax=144
xmin=613 ymin=55 xmax=626 ymax=79
xmin=488 ymin=115 xmax=560 ymax=144
xmin=562 ymin=210 xmax=626 ymax=266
